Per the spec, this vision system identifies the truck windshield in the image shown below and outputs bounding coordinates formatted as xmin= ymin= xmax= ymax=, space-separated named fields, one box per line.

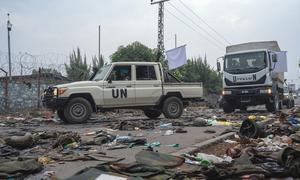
xmin=224 ymin=51 xmax=267 ymax=74
xmin=92 ymin=65 xmax=111 ymax=81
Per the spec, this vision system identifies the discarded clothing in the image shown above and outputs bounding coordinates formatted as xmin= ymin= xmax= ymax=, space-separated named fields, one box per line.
xmin=135 ymin=150 xmax=184 ymax=168
xmin=0 ymin=144 xmax=19 ymax=157
xmin=0 ymin=158 xmax=42 ymax=178
xmin=5 ymin=133 xmax=34 ymax=149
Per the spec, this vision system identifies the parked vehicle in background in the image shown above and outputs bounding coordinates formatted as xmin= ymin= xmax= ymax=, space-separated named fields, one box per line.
xmin=217 ymin=41 xmax=288 ymax=113
xmin=42 ymin=62 xmax=203 ymax=123
xmin=283 ymin=86 xmax=295 ymax=108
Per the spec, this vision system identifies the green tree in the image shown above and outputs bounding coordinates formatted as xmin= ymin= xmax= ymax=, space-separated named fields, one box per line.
xmin=65 ymin=48 xmax=90 ymax=81
xmin=173 ymin=56 xmax=222 ymax=93
xmin=92 ymin=54 xmax=104 ymax=74
xmin=110 ymin=41 xmax=156 ymax=62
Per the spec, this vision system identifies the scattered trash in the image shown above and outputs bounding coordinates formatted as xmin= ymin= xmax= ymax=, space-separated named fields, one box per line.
xmin=174 ymin=127 xmax=187 ymax=133
xmin=52 ymin=132 xmax=80 ymax=148
xmin=224 ymin=139 xmax=237 ymax=144
xmin=145 ymin=141 xmax=161 ymax=148
xmin=159 ymin=123 xmax=173 ymax=130
xmin=165 ymin=143 xmax=180 ymax=147
xmin=38 ymin=156 xmax=53 ymax=165
xmin=204 ymin=129 xmax=216 ymax=133
xmin=164 ymin=130 xmax=174 ymax=136
xmin=42 ymin=171 xmax=56 ymax=180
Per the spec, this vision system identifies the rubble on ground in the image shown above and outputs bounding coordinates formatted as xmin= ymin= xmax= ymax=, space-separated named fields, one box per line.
xmin=0 ymin=106 xmax=300 ymax=179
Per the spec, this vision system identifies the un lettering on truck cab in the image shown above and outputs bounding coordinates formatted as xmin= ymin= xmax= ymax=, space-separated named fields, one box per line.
xmin=42 ymin=62 xmax=203 ymax=123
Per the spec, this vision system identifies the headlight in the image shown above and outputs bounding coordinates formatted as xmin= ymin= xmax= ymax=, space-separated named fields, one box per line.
xmin=53 ymin=87 xmax=68 ymax=96
xmin=53 ymin=88 xmax=58 ymax=96
xmin=259 ymin=89 xmax=272 ymax=94
xmin=222 ymin=90 xmax=232 ymax=95
xmin=267 ymin=88 xmax=272 ymax=94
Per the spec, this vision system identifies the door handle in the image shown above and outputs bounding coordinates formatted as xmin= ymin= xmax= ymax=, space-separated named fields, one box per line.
xmin=107 ymin=86 xmax=115 ymax=88
xmin=126 ymin=85 xmax=132 ymax=87
xmin=153 ymin=84 xmax=160 ymax=87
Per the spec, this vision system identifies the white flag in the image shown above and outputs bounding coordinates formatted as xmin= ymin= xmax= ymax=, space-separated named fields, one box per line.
xmin=166 ymin=45 xmax=187 ymax=70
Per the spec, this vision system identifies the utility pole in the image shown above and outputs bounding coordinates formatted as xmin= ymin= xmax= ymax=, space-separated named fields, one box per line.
xmin=151 ymin=0 xmax=170 ymax=61
xmin=7 ymin=13 xmax=12 ymax=80
xmin=98 ymin=25 xmax=101 ymax=61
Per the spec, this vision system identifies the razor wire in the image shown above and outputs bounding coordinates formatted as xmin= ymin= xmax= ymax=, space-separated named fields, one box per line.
xmin=0 ymin=51 xmax=69 ymax=76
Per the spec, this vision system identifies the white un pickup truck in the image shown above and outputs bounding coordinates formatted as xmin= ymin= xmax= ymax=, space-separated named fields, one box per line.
xmin=42 ymin=62 xmax=203 ymax=123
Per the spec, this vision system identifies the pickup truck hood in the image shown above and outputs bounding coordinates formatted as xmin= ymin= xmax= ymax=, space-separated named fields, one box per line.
xmin=56 ymin=81 xmax=101 ymax=88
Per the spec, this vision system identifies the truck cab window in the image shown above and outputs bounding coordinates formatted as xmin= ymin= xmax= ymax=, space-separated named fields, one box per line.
xmin=109 ymin=66 xmax=131 ymax=81
xmin=136 ymin=66 xmax=157 ymax=80
xmin=224 ymin=51 xmax=267 ymax=74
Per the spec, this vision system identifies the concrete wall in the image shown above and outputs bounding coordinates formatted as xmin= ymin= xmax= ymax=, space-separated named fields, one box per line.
xmin=0 ymin=75 xmax=70 ymax=113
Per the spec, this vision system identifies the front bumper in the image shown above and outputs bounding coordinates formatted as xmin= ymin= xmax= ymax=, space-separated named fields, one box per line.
xmin=222 ymin=87 xmax=273 ymax=106
xmin=42 ymin=87 xmax=68 ymax=110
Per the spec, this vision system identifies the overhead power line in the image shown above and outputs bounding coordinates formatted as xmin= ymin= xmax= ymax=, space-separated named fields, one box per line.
xmin=178 ymin=0 xmax=231 ymax=45
xmin=166 ymin=9 xmax=224 ymax=51
xmin=168 ymin=2 xmax=227 ymax=47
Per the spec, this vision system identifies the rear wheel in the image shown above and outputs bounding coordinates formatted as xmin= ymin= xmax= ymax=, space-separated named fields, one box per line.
xmin=286 ymin=100 xmax=292 ymax=109
xmin=162 ymin=97 xmax=183 ymax=119
xmin=143 ymin=109 xmax=162 ymax=119
xmin=64 ymin=97 xmax=92 ymax=124
xmin=266 ymin=95 xmax=279 ymax=112
xmin=57 ymin=110 xmax=68 ymax=122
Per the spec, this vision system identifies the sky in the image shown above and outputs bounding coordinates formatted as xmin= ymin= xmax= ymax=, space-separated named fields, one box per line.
xmin=0 ymin=0 xmax=299 ymax=83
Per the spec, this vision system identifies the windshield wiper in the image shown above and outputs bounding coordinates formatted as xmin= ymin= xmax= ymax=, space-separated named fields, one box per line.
xmin=247 ymin=67 xmax=263 ymax=70
xmin=226 ymin=68 xmax=243 ymax=71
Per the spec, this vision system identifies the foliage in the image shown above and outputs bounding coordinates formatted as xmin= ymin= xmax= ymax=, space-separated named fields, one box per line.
xmin=92 ymin=55 xmax=104 ymax=74
xmin=173 ymin=57 xmax=222 ymax=93
xmin=65 ymin=48 xmax=90 ymax=81
xmin=110 ymin=41 xmax=156 ymax=62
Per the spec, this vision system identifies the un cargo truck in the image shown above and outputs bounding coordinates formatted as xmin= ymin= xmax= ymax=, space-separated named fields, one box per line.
xmin=217 ymin=41 xmax=287 ymax=113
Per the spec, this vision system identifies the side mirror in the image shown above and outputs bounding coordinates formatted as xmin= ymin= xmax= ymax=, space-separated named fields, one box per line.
xmin=217 ymin=61 xmax=221 ymax=72
xmin=272 ymin=54 xmax=278 ymax=62
xmin=107 ymin=75 xmax=112 ymax=83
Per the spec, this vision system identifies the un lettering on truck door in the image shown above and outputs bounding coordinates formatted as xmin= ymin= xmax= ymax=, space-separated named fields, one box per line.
xmin=112 ymin=88 xmax=127 ymax=98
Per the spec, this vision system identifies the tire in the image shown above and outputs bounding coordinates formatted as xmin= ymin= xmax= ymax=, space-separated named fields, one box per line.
xmin=266 ymin=96 xmax=279 ymax=112
xmin=162 ymin=97 xmax=183 ymax=119
xmin=222 ymin=101 xmax=234 ymax=113
xmin=57 ymin=110 xmax=68 ymax=122
xmin=240 ymin=106 xmax=247 ymax=111
xmin=64 ymin=97 xmax=92 ymax=124
xmin=286 ymin=100 xmax=291 ymax=109
xmin=143 ymin=109 xmax=162 ymax=119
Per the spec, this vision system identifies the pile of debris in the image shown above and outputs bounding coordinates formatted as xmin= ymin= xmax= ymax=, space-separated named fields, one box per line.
xmin=65 ymin=108 xmax=300 ymax=179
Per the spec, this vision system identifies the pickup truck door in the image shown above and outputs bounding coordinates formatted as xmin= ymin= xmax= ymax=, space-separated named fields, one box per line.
xmin=134 ymin=65 xmax=162 ymax=105
xmin=103 ymin=65 xmax=135 ymax=107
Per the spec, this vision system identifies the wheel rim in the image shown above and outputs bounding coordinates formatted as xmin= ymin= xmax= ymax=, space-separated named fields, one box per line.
xmin=168 ymin=102 xmax=179 ymax=114
xmin=70 ymin=103 xmax=86 ymax=118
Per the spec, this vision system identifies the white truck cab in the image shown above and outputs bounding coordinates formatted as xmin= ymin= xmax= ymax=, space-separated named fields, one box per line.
xmin=217 ymin=41 xmax=287 ymax=113
xmin=43 ymin=62 xmax=203 ymax=123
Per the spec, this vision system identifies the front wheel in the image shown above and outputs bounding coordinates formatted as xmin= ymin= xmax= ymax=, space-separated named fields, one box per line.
xmin=162 ymin=97 xmax=183 ymax=119
xmin=222 ymin=101 xmax=234 ymax=113
xmin=64 ymin=97 xmax=92 ymax=124
xmin=266 ymin=96 xmax=279 ymax=112
xmin=143 ymin=109 xmax=162 ymax=119
xmin=57 ymin=110 xmax=68 ymax=122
